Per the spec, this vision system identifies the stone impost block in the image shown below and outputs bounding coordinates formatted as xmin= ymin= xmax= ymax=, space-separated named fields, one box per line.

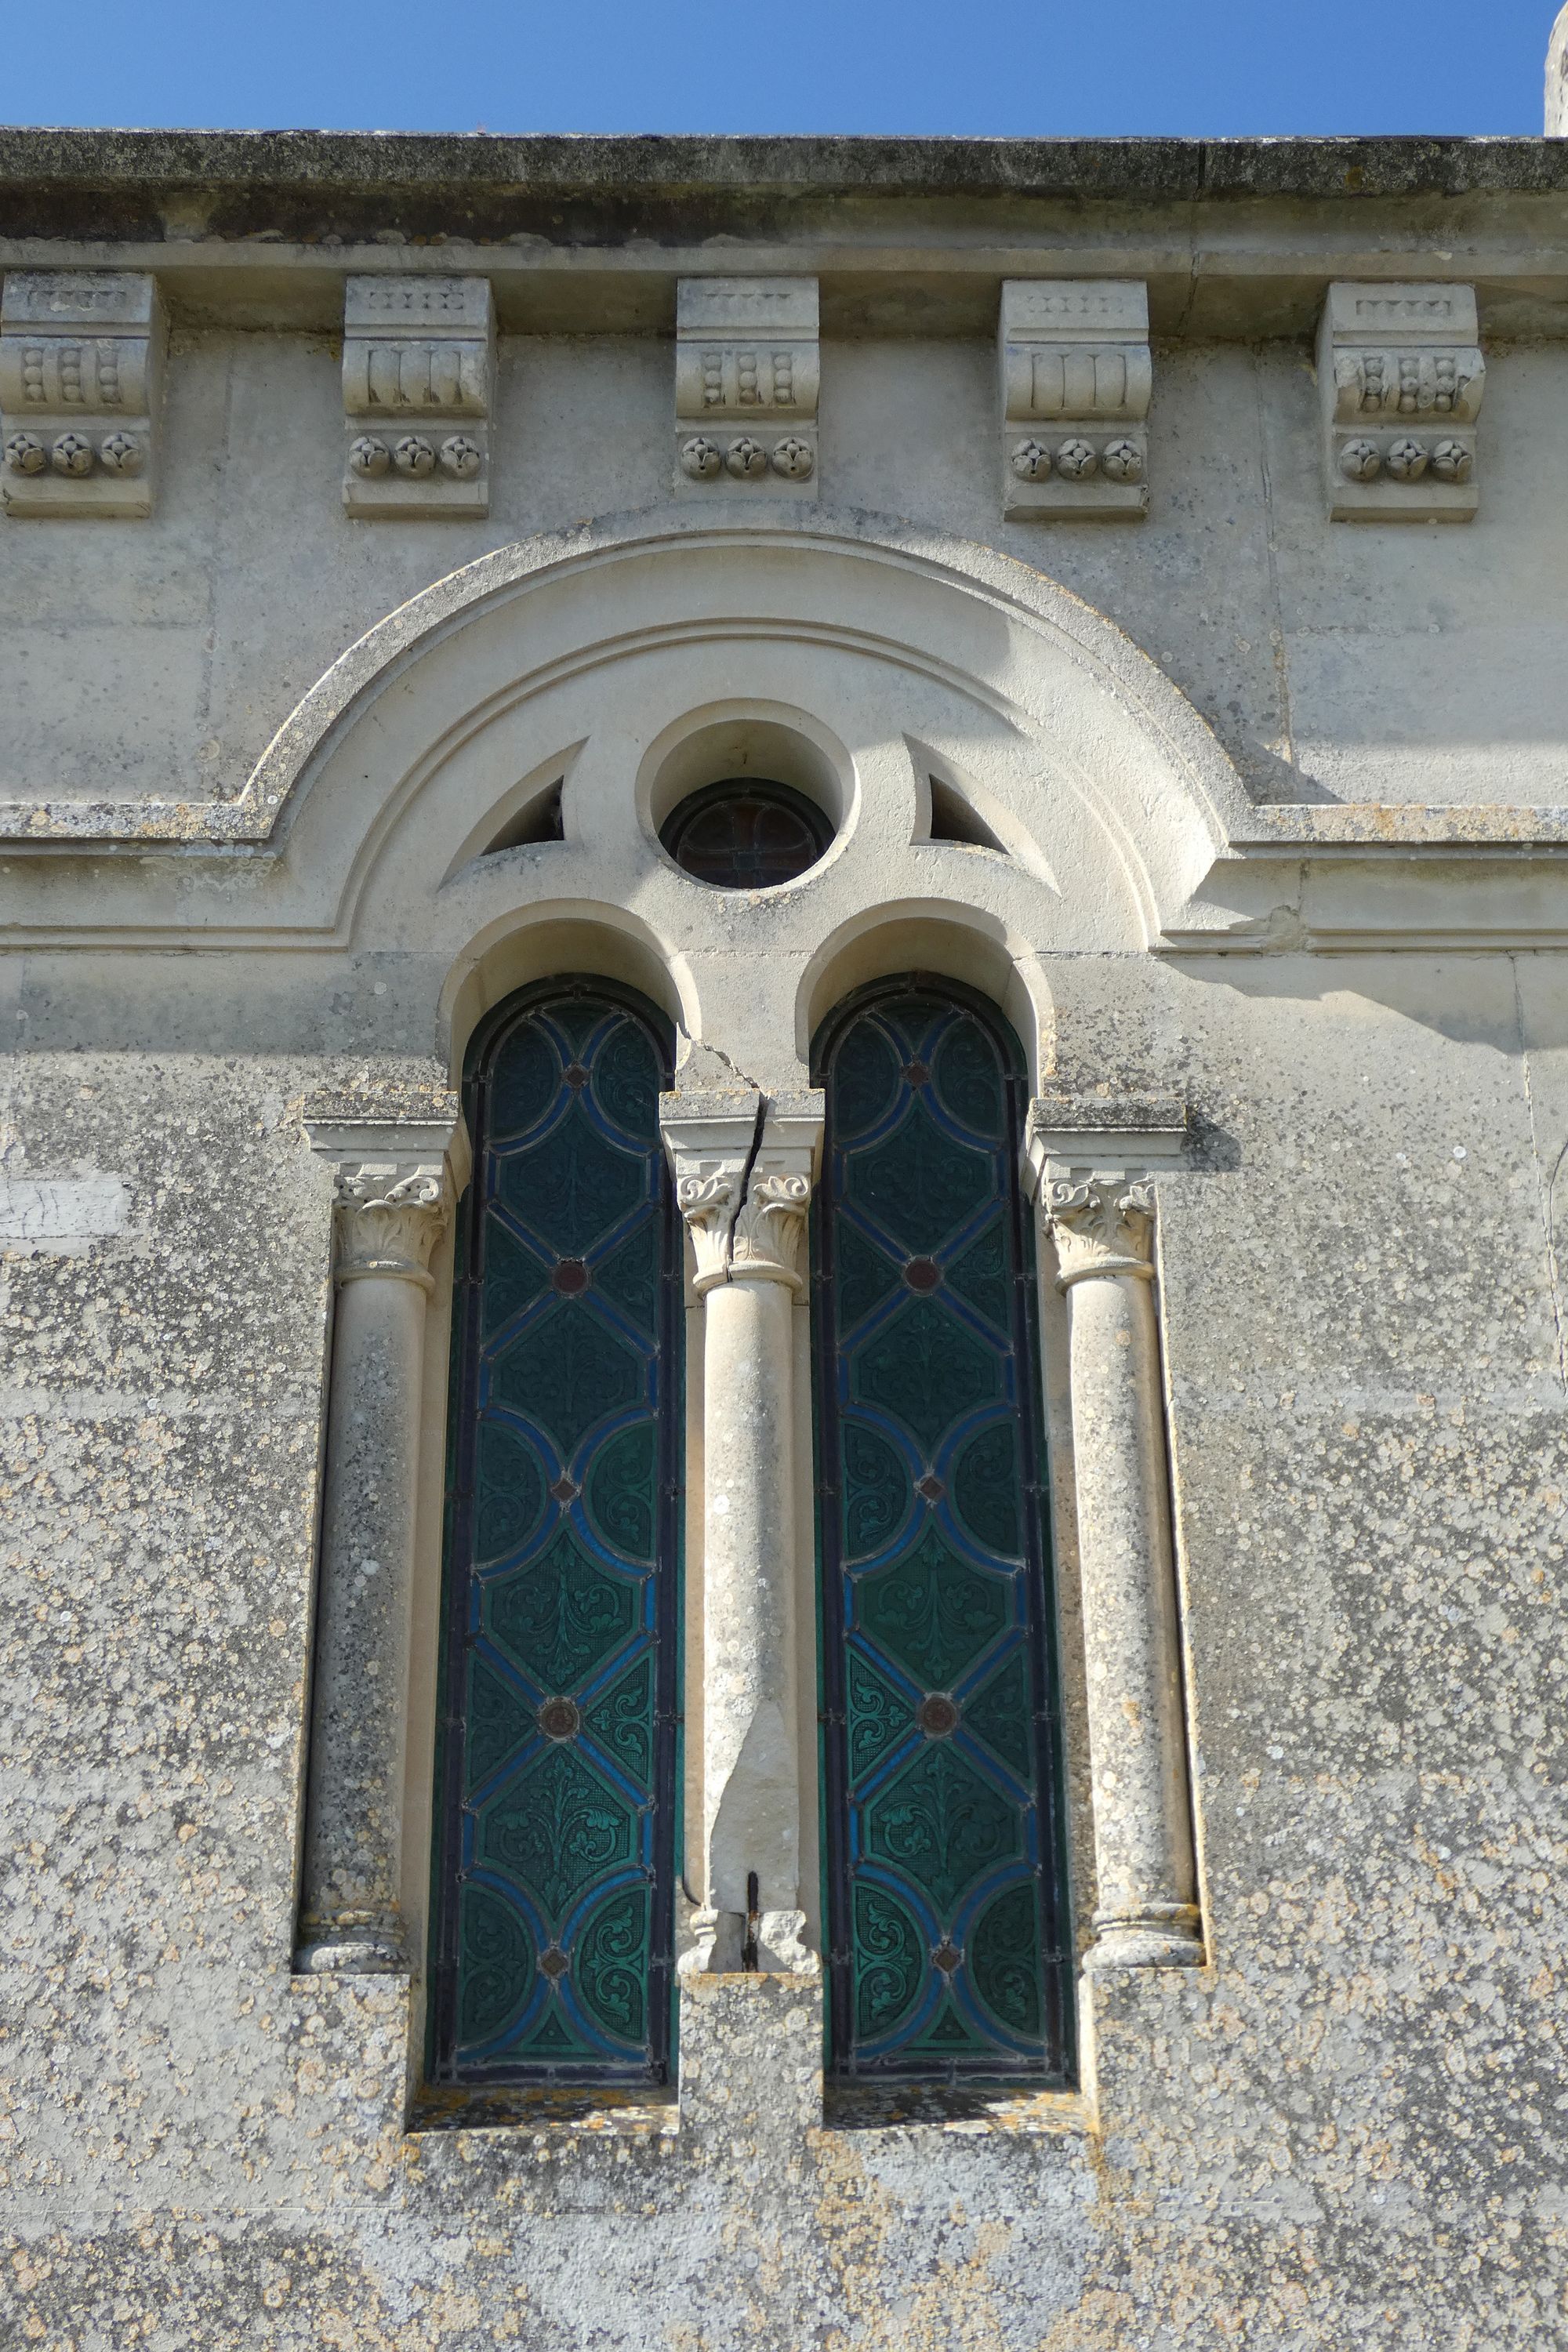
xmin=1317 ymin=282 xmax=1483 ymax=523
xmin=0 ymin=272 xmax=165 ymax=519
xmin=1025 ymin=1092 xmax=1189 ymax=1190
xmin=999 ymin=280 xmax=1151 ymax=520
xmin=674 ymin=277 xmax=819 ymax=500
xmin=341 ymin=274 xmax=495 ymax=518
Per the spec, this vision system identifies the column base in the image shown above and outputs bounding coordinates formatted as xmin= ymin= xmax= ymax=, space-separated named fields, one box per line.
xmin=295 ymin=1911 xmax=405 ymax=1974
xmin=677 ymin=1906 xmax=746 ymax=1976
xmin=1086 ymin=1904 xmax=1205 ymax=1971
xmin=676 ymin=1905 xmax=821 ymax=1976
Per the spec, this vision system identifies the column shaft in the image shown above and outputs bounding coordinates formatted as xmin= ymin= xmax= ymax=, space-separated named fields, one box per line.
xmin=662 ymin=1090 xmax=822 ymax=1974
xmin=295 ymin=1120 xmax=461 ymax=1975
xmin=299 ymin=1268 xmax=430 ymax=1969
xmin=701 ymin=1274 xmax=800 ymax=1924
xmin=1047 ymin=1176 xmax=1204 ymax=1969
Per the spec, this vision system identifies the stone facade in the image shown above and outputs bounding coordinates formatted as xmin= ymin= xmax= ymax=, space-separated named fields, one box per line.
xmin=4 ymin=111 xmax=1568 ymax=2351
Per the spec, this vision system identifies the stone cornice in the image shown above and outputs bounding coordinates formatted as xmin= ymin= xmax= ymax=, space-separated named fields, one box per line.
xmin=2 ymin=128 xmax=1566 ymax=207
xmin=3 ymin=133 xmax=1568 ymax=350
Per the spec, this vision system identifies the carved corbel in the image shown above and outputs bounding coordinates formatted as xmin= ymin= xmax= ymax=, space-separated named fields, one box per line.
xmin=1317 ymin=282 xmax=1483 ymax=522
xmin=1 ymin=272 xmax=165 ymax=519
xmin=342 ymin=274 xmax=495 ymax=517
xmin=674 ymin=277 xmax=819 ymax=498
xmin=999 ymin=280 xmax=1151 ymax=519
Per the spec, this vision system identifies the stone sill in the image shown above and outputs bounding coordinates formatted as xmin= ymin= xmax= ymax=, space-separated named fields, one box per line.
xmin=820 ymin=2082 xmax=1093 ymax=2138
xmin=408 ymin=2083 xmax=679 ymax=2140
xmin=405 ymin=2080 xmax=1091 ymax=2148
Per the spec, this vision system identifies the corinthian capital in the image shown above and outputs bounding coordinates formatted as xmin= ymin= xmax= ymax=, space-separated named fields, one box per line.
xmin=662 ymin=1102 xmax=758 ymax=1297
xmin=334 ymin=1160 xmax=452 ymax=1288
xmin=729 ymin=1099 xmax=822 ymax=1292
xmin=661 ymin=1088 xmax=822 ymax=1295
xmin=1043 ymin=1178 xmax=1156 ymax=1289
xmin=675 ymin=1167 xmax=743 ymax=1291
xmin=304 ymin=1079 xmax=469 ymax=1294
xmin=730 ymin=1168 xmax=813 ymax=1290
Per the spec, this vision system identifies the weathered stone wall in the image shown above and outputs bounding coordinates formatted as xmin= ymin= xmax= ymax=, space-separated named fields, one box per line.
xmin=4 ymin=132 xmax=1568 ymax=2350
xmin=5 ymin=959 xmax=1565 ymax=2345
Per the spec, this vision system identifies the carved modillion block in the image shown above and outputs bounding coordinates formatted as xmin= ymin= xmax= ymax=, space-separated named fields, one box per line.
xmin=999 ymin=281 xmax=1151 ymax=520
xmin=1 ymin=272 xmax=165 ymax=519
xmin=674 ymin=278 xmax=819 ymax=499
xmin=1317 ymin=282 xmax=1483 ymax=523
xmin=342 ymin=275 xmax=495 ymax=517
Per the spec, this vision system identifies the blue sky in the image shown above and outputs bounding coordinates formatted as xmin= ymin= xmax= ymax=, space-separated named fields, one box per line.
xmin=0 ymin=1 xmax=1558 ymax=138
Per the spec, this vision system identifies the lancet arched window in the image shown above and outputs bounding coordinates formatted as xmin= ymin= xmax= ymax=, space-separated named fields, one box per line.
xmin=429 ymin=981 xmax=681 ymax=2088
xmin=813 ymin=979 xmax=1073 ymax=2083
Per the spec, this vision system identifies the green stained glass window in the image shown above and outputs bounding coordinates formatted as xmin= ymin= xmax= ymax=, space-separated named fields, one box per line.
xmin=814 ymin=981 xmax=1073 ymax=2083
xmin=430 ymin=982 xmax=681 ymax=2088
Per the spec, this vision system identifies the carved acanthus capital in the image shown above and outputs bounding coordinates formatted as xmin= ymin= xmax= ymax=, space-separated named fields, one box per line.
xmin=1043 ymin=1178 xmax=1156 ymax=1290
xmin=662 ymin=1102 xmax=758 ymax=1298
xmin=305 ymin=1083 xmax=468 ymax=1294
xmin=675 ymin=1167 xmax=743 ymax=1292
xmin=333 ymin=1160 xmax=452 ymax=1289
xmin=729 ymin=1101 xmax=822 ymax=1293
xmin=730 ymin=1168 xmax=813 ymax=1290
xmin=662 ymin=1091 xmax=822 ymax=1295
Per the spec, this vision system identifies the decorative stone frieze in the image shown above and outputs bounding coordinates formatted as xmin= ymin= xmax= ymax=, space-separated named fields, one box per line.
xmin=674 ymin=278 xmax=819 ymax=499
xmin=1026 ymin=1094 xmax=1203 ymax=1970
xmin=296 ymin=1087 xmax=469 ymax=1973
xmin=1317 ymin=282 xmax=1483 ymax=522
xmin=341 ymin=275 xmax=494 ymax=517
xmin=662 ymin=1087 xmax=823 ymax=1974
xmin=0 ymin=272 xmax=165 ymax=518
xmin=999 ymin=280 xmax=1151 ymax=519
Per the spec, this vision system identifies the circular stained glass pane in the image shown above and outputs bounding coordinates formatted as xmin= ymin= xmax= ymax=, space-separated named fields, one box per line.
xmin=661 ymin=779 xmax=832 ymax=889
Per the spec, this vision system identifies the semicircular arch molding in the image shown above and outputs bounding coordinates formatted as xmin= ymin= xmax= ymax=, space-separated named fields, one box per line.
xmin=303 ymin=511 xmax=1243 ymax=949
xmin=9 ymin=512 xmax=1253 ymax=1084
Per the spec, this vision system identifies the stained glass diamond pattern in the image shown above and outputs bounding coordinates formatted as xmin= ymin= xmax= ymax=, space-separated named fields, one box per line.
xmin=434 ymin=990 xmax=677 ymax=2089
xmin=816 ymin=985 xmax=1069 ymax=2084
xmin=851 ymin=1298 xmax=1000 ymax=1456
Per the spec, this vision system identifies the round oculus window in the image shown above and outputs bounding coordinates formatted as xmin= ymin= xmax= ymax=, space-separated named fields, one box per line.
xmin=660 ymin=778 xmax=832 ymax=889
